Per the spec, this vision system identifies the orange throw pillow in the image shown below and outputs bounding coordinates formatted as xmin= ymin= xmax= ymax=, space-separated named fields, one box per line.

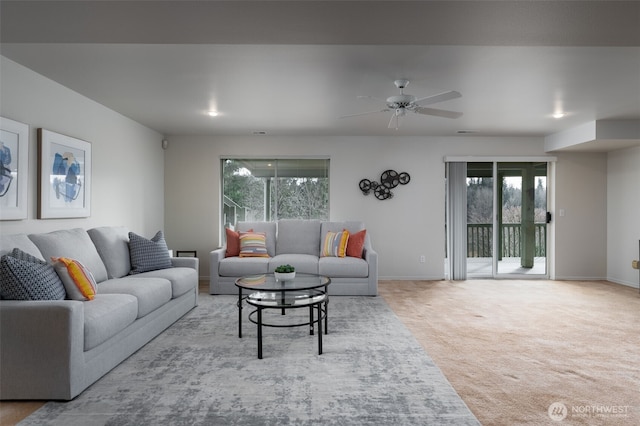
xmin=346 ymin=229 xmax=367 ymax=258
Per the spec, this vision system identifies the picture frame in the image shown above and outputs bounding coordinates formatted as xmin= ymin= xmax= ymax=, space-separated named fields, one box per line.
xmin=0 ymin=116 xmax=29 ymax=220
xmin=38 ymin=128 xmax=91 ymax=219
xmin=176 ymin=250 xmax=197 ymax=258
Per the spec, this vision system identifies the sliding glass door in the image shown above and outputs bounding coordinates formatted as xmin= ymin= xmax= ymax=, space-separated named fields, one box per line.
xmin=446 ymin=159 xmax=550 ymax=279
xmin=495 ymin=162 xmax=548 ymax=276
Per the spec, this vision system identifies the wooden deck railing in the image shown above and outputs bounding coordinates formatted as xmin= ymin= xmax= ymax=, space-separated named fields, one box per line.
xmin=467 ymin=223 xmax=546 ymax=258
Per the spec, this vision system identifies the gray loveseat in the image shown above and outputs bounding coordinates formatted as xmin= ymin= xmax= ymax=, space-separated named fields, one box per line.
xmin=0 ymin=227 xmax=198 ymax=400
xmin=210 ymin=220 xmax=377 ymax=296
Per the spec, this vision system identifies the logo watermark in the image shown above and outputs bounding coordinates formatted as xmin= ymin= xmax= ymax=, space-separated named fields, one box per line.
xmin=548 ymin=402 xmax=567 ymax=422
xmin=548 ymin=402 xmax=630 ymax=422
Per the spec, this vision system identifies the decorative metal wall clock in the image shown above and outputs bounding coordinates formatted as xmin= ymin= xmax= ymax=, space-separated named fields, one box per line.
xmin=359 ymin=169 xmax=410 ymax=200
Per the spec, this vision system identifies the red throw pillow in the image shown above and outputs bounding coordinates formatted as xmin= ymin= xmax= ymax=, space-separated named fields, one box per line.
xmin=225 ymin=228 xmax=241 ymax=257
xmin=346 ymin=229 xmax=366 ymax=258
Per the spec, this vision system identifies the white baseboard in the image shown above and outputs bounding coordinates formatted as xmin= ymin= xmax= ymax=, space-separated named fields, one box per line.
xmin=606 ymin=277 xmax=639 ymax=289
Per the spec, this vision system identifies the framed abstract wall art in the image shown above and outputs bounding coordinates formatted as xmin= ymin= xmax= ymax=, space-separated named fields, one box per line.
xmin=0 ymin=116 xmax=29 ymax=220
xmin=38 ymin=128 xmax=91 ymax=219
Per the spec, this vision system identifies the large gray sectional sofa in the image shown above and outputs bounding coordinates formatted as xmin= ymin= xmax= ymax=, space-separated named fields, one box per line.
xmin=210 ymin=220 xmax=378 ymax=296
xmin=0 ymin=227 xmax=198 ymax=400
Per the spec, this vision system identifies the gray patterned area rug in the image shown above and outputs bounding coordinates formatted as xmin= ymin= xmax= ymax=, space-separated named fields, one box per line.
xmin=21 ymin=295 xmax=479 ymax=425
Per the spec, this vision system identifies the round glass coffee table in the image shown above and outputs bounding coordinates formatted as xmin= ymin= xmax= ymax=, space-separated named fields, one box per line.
xmin=235 ymin=273 xmax=331 ymax=359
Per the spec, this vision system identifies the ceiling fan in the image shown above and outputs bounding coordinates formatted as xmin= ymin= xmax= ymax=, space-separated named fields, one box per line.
xmin=341 ymin=79 xmax=463 ymax=129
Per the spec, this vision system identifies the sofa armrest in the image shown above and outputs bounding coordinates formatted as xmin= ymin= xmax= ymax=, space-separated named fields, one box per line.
xmin=209 ymin=246 xmax=226 ymax=294
xmin=0 ymin=300 xmax=85 ymax=400
xmin=363 ymin=244 xmax=379 ymax=296
xmin=170 ymin=256 xmax=199 ymax=271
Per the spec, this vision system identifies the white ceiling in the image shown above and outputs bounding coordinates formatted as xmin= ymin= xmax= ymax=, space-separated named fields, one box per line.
xmin=1 ymin=1 xmax=639 ymax=141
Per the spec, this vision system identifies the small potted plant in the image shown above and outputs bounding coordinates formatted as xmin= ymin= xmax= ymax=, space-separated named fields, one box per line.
xmin=274 ymin=264 xmax=296 ymax=281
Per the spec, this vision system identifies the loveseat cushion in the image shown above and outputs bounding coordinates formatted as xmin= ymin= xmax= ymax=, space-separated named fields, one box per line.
xmin=99 ymin=277 xmax=172 ymax=317
xmin=318 ymin=256 xmax=369 ymax=278
xmin=269 ymin=254 xmax=319 ymax=275
xmin=276 ymin=220 xmax=321 ymax=256
xmin=219 ymin=257 xmax=269 ymax=277
xmin=83 ymin=294 xmax=138 ymax=351
xmin=88 ymin=226 xmax=131 ymax=278
xmin=29 ymin=228 xmax=109 ymax=283
xmin=130 ymin=267 xmax=197 ymax=298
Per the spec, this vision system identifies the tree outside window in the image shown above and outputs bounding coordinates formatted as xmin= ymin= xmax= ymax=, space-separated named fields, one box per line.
xmin=222 ymin=158 xmax=329 ymax=229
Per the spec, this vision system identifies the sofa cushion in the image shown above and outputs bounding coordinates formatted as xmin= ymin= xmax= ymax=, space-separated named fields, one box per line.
xmin=0 ymin=248 xmax=66 ymax=300
xmin=52 ymin=257 xmax=98 ymax=301
xmin=321 ymin=230 xmax=349 ymax=257
xmin=239 ymin=232 xmax=269 ymax=258
xmin=29 ymin=228 xmax=108 ymax=283
xmin=130 ymin=267 xmax=197 ymax=299
xmin=276 ymin=220 xmax=321 ymax=256
xmin=0 ymin=233 xmax=44 ymax=259
xmin=99 ymin=277 xmax=172 ymax=317
xmin=319 ymin=256 xmax=369 ymax=278
xmin=219 ymin=257 xmax=269 ymax=276
xmin=237 ymin=222 xmax=276 ymax=256
xmin=269 ymin=254 xmax=319 ymax=275
xmin=83 ymin=294 xmax=138 ymax=351
xmin=128 ymin=231 xmax=173 ymax=274
xmin=88 ymin=226 xmax=131 ymax=278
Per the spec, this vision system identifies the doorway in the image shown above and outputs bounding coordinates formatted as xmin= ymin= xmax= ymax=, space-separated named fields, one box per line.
xmin=447 ymin=160 xmax=550 ymax=279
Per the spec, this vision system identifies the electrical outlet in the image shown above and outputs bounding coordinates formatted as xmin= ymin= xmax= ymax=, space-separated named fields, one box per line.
xmin=632 ymin=260 xmax=639 ymax=270
xmin=419 ymin=255 xmax=426 ymax=263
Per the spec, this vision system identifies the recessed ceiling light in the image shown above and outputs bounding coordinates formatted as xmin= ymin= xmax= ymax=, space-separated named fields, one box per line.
xmin=552 ymin=112 xmax=565 ymax=119
xmin=207 ymin=111 xmax=219 ymax=117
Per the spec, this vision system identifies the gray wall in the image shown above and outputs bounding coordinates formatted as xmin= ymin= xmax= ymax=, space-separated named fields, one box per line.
xmin=163 ymin=135 xmax=612 ymax=282
xmin=0 ymin=57 xmax=166 ymax=239
xmin=607 ymin=145 xmax=640 ymax=287
xmin=4 ymin=55 xmax=635 ymax=288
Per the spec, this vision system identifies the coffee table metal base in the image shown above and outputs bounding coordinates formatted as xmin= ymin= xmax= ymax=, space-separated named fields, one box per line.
xmin=247 ymin=295 xmax=327 ymax=359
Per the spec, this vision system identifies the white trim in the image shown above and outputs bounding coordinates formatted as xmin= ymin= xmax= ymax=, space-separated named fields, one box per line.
xmin=443 ymin=156 xmax=557 ymax=163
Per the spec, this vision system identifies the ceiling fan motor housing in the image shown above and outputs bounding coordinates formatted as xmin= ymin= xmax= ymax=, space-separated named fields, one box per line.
xmin=387 ymin=94 xmax=416 ymax=109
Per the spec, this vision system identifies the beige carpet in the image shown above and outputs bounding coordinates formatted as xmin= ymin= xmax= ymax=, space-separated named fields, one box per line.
xmin=3 ymin=279 xmax=639 ymax=425
xmin=379 ymin=279 xmax=640 ymax=426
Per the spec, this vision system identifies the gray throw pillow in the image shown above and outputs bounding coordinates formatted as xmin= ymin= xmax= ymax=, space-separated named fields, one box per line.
xmin=0 ymin=248 xmax=66 ymax=300
xmin=128 ymin=231 xmax=173 ymax=274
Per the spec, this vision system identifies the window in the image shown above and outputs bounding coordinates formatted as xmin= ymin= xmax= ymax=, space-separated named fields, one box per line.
xmin=222 ymin=158 xmax=329 ymax=229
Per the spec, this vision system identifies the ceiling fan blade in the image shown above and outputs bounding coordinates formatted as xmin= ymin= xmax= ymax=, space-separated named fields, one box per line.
xmin=340 ymin=109 xmax=389 ymax=119
xmin=414 ymin=90 xmax=462 ymax=106
xmin=412 ymin=106 xmax=463 ymax=119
